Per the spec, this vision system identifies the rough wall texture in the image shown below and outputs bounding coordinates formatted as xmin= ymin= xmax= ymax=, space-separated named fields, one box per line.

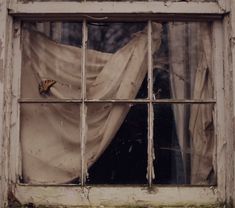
xmin=0 ymin=40 xmax=3 ymax=83
xmin=0 ymin=0 xmax=11 ymax=207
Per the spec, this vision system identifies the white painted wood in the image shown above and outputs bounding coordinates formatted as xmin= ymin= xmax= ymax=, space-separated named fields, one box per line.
xmin=81 ymin=19 xmax=88 ymax=185
xmin=14 ymin=185 xmax=219 ymax=207
xmin=228 ymin=0 xmax=235 ymax=205
xmin=0 ymin=0 xmax=13 ymax=207
xmin=230 ymin=0 xmax=235 ymax=43
xmin=217 ymin=0 xmax=231 ymax=12
xmin=231 ymin=0 xmax=235 ymax=119
xmin=147 ymin=20 xmax=154 ymax=186
xmin=18 ymin=98 xmax=216 ymax=103
xmin=10 ymin=20 xmax=22 ymax=184
xmin=212 ymin=21 xmax=226 ymax=202
xmin=9 ymin=1 xmax=225 ymax=16
xmin=221 ymin=14 xmax=235 ymax=204
xmin=3 ymin=1 xmax=230 ymax=206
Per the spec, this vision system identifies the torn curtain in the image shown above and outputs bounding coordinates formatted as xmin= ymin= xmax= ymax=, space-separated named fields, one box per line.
xmin=21 ymin=23 xmax=162 ymax=184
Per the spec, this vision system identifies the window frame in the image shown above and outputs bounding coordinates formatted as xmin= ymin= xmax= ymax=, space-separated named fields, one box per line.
xmin=0 ymin=0 xmax=230 ymax=206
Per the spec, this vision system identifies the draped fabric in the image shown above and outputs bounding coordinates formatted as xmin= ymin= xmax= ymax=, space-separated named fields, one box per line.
xmin=167 ymin=23 xmax=192 ymax=182
xmin=168 ymin=23 xmax=215 ymax=184
xmin=189 ymin=24 xmax=215 ymax=184
xmin=21 ymin=23 xmax=162 ymax=184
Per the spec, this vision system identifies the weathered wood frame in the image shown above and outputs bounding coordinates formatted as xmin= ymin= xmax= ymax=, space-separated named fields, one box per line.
xmin=0 ymin=0 xmax=234 ymax=207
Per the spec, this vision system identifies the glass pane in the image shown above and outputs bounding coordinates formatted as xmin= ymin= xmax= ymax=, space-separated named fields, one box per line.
xmin=86 ymin=22 xmax=148 ymax=99
xmin=21 ymin=22 xmax=82 ymax=99
xmin=20 ymin=103 xmax=81 ymax=184
xmin=86 ymin=104 xmax=148 ymax=184
xmin=153 ymin=104 xmax=216 ymax=185
xmin=152 ymin=22 xmax=213 ymax=100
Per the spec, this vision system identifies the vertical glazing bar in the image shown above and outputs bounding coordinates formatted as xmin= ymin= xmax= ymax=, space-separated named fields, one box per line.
xmin=80 ymin=19 xmax=87 ymax=186
xmin=147 ymin=20 xmax=154 ymax=187
xmin=184 ymin=23 xmax=190 ymax=184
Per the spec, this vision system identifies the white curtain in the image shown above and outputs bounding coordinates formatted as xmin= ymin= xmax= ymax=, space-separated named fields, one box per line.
xmin=21 ymin=23 xmax=162 ymax=184
xmin=168 ymin=23 xmax=215 ymax=184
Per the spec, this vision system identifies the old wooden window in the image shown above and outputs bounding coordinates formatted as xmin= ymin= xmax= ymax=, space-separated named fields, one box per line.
xmin=6 ymin=0 xmax=228 ymax=206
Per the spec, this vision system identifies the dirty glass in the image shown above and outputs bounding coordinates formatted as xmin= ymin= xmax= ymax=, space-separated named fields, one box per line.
xmin=152 ymin=22 xmax=213 ymax=100
xmin=20 ymin=21 xmax=215 ymax=186
xmin=20 ymin=103 xmax=81 ymax=184
xmin=153 ymin=104 xmax=216 ymax=185
xmin=86 ymin=22 xmax=148 ymax=99
xmin=86 ymin=104 xmax=148 ymax=184
xmin=21 ymin=22 xmax=82 ymax=99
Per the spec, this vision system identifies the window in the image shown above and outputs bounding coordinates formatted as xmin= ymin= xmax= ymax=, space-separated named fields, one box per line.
xmin=1 ymin=0 xmax=229 ymax=207
xmin=19 ymin=20 xmax=215 ymax=185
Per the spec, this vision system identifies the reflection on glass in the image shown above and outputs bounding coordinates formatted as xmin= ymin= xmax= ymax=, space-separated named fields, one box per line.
xmin=153 ymin=104 xmax=215 ymax=185
xmin=21 ymin=103 xmax=81 ymax=184
xmin=21 ymin=22 xmax=82 ymax=99
xmin=86 ymin=22 xmax=148 ymax=99
xmin=152 ymin=22 xmax=213 ymax=100
xmin=87 ymin=104 xmax=148 ymax=184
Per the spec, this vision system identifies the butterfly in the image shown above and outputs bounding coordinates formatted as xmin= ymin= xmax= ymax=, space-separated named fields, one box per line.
xmin=39 ymin=79 xmax=56 ymax=96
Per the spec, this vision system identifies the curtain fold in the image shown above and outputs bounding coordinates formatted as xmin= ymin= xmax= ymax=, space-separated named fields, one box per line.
xmin=168 ymin=23 xmax=215 ymax=184
xmin=167 ymin=23 xmax=190 ymax=183
xmin=189 ymin=24 xmax=215 ymax=184
xmin=21 ymin=23 xmax=162 ymax=184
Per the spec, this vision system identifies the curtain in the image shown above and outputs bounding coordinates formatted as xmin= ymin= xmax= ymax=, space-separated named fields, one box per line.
xmin=168 ymin=23 xmax=215 ymax=184
xmin=21 ymin=23 xmax=162 ymax=184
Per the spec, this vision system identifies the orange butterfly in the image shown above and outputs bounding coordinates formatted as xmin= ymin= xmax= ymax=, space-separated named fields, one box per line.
xmin=39 ymin=79 xmax=56 ymax=95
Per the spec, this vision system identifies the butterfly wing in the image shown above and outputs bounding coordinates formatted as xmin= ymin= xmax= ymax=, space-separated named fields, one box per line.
xmin=39 ymin=79 xmax=56 ymax=95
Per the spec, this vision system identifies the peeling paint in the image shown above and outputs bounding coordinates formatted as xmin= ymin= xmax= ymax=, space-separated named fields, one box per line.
xmin=215 ymin=0 xmax=227 ymax=13
xmin=0 ymin=39 xmax=3 ymax=83
xmin=0 ymin=59 xmax=3 ymax=83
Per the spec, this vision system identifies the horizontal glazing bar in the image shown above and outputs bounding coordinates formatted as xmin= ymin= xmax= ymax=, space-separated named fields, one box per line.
xmin=16 ymin=182 xmax=215 ymax=188
xmin=18 ymin=99 xmax=83 ymax=103
xmin=18 ymin=98 xmax=216 ymax=104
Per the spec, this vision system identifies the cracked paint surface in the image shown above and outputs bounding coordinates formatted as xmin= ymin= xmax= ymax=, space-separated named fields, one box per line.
xmin=0 ymin=39 xmax=3 ymax=83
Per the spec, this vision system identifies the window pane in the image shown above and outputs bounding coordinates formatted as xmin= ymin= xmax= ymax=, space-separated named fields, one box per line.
xmin=20 ymin=103 xmax=81 ymax=184
xmin=152 ymin=22 xmax=213 ymax=100
xmin=86 ymin=22 xmax=148 ymax=99
xmin=21 ymin=22 xmax=82 ymax=99
xmin=86 ymin=104 xmax=148 ymax=184
xmin=153 ymin=104 xmax=216 ymax=185
xmin=19 ymin=21 xmax=217 ymax=187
